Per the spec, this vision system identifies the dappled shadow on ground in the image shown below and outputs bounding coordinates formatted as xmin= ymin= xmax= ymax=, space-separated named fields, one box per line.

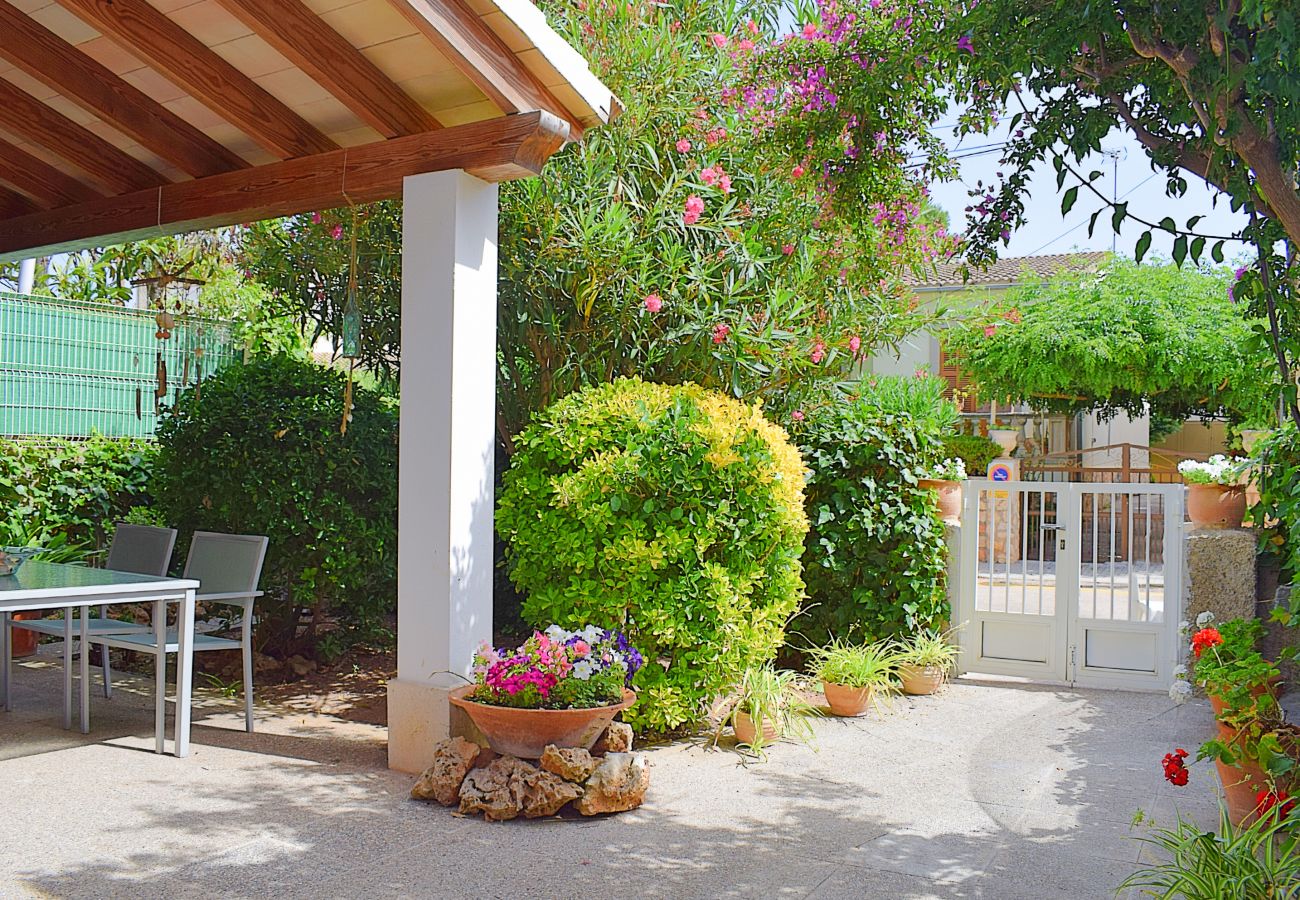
xmin=0 ymin=677 xmax=1224 ymax=900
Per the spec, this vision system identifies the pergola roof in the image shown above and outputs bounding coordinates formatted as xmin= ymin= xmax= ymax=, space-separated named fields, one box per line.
xmin=0 ymin=0 xmax=617 ymax=261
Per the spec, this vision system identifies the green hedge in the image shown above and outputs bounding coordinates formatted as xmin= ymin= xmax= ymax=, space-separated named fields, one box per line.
xmin=497 ymin=378 xmax=809 ymax=733
xmin=793 ymin=391 xmax=950 ymax=643
xmin=154 ymin=355 xmax=398 ymax=658
xmin=1254 ymin=424 xmax=1300 ymax=583
xmin=941 ymin=434 xmax=1002 ymax=477
xmin=0 ymin=435 xmax=156 ymax=553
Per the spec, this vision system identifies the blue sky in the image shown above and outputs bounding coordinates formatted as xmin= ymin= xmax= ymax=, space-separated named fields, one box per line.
xmin=925 ymin=112 xmax=1252 ymax=265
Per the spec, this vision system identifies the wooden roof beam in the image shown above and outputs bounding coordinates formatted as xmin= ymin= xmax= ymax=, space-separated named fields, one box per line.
xmin=0 ymin=79 xmax=166 ymax=195
xmin=214 ymin=0 xmax=441 ymax=139
xmin=0 ymin=185 xmax=41 ymax=219
xmin=0 ymin=139 xmax=104 ymax=208
xmin=0 ymin=111 xmax=569 ymax=262
xmin=57 ymin=0 xmax=337 ymax=159
xmin=0 ymin=2 xmax=247 ymax=178
xmin=389 ymin=0 xmax=584 ymax=137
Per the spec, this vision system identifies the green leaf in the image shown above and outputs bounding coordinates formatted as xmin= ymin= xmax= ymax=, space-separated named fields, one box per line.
xmin=1212 ymin=240 xmax=1226 ymax=263
xmin=1110 ymin=202 xmax=1128 ymax=234
xmin=1172 ymin=235 xmax=1188 ymax=267
xmin=1134 ymin=231 xmax=1152 ymax=263
xmin=1158 ymin=216 xmax=1177 ymax=233
xmin=1088 ymin=209 xmax=1103 ymax=238
xmin=1061 ymin=186 xmax=1079 ymax=215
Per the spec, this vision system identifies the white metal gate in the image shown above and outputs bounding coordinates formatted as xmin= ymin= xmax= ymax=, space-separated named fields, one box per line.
xmin=955 ymin=481 xmax=1184 ymax=691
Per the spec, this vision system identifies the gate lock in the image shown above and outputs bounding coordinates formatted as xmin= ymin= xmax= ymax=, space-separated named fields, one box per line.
xmin=1041 ymin=523 xmax=1066 ymax=551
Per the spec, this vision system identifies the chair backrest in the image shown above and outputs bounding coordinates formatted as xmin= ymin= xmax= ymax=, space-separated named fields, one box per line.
xmin=105 ymin=524 xmax=178 ymax=577
xmin=183 ymin=532 xmax=269 ymax=601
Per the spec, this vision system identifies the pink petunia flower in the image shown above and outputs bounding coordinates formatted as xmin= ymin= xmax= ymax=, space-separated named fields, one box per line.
xmin=643 ymin=293 xmax=663 ymax=313
xmin=675 ymin=138 xmax=692 ymax=153
xmin=683 ymin=194 xmax=705 ymax=225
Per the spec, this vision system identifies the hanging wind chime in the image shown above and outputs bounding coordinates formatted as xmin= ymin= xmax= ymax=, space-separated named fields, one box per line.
xmin=340 ymin=208 xmax=362 ymax=436
xmin=134 ymin=268 xmax=206 ymax=417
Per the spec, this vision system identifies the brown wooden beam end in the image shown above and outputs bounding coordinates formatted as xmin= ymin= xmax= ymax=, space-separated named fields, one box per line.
xmin=57 ymin=0 xmax=337 ymax=159
xmin=0 ymin=79 xmax=166 ymax=195
xmin=0 ymin=112 xmax=569 ymax=261
xmin=0 ymin=139 xmax=104 ymax=208
xmin=0 ymin=1 xmax=247 ymax=178
xmin=214 ymin=0 xmax=440 ymax=139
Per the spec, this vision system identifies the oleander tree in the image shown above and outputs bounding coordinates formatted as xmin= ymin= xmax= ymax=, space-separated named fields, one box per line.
xmin=762 ymin=0 xmax=1300 ymax=426
xmin=943 ymin=259 xmax=1278 ymax=426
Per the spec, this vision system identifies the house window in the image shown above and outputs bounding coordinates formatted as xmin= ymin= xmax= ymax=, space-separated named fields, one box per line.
xmin=938 ymin=343 xmax=980 ymax=413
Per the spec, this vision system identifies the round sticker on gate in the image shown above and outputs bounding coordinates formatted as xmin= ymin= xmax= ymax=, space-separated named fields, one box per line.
xmin=990 ymin=463 xmax=1011 ymax=483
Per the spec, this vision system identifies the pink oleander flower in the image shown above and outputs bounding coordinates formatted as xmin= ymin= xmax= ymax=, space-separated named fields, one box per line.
xmin=984 ymin=324 xmax=998 ymax=338
xmin=643 ymin=293 xmax=662 ymax=313
xmin=310 ymin=211 xmax=322 ymax=224
xmin=791 ymin=409 xmax=805 ymax=422
xmin=701 ymin=166 xmax=720 ymax=186
xmin=849 ymin=335 xmax=862 ymax=353
xmin=782 ymin=243 xmax=795 ymax=255
xmin=712 ymin=322 xmax=730 ymax=344
xmin=675 ymin=138 xmax=692 ymax=153
xmin=683 ymin=194 xmax=705 ymax=225
xmin=330 ymin=224 xmax=344 ymax=240
xmin=957 ymin=34 xmax=974 ymax=54
xmin=746 ymin=19 xmax=759 ymax=34
xmin=718 ymin=174 xmax=732 ymax=193
xmin=811 ymin=340 xmax=826 ymax=364
xmin=710 ymin=33 xmax=728 ymax=48
xmin=792 ymin=163 xmax=806 ymax=179
xmin=736 ymin=38 xmax=754 ymax=52
xmin=802 ymin=22 xmax=817 ymax=39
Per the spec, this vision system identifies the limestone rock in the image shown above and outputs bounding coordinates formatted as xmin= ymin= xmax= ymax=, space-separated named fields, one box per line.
xmin=540 ymin=745 xmax=598 ymax=783
xmin=576 ymin=752 xmax=649 ymax=816
xmin=458 ymin=756 xmax=582 ymax=821
xmin=410 ymin=737 xmax=481 ymax=805
xmin=287 ymin=654 xmax=317 ymax=677
xmin=592 ymin=721 xmax=633 ymax=756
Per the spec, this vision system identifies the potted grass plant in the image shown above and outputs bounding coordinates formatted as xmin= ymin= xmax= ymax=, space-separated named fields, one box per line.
xmin=729 ymin=664 xmax=819 ymax=754
xmin=807 ymin=639 xmax=901 ymax=716
xmin=895 ymin=628 xmax=959 ymax=695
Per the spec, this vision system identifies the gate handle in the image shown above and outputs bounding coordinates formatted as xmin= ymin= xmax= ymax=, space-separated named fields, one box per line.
xmin=1040 ymin=523 xmax=1065 ymax=531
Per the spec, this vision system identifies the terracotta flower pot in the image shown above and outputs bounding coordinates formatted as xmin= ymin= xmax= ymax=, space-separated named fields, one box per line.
xmin=733 ymin=710 xmax=780 ymax=745
xmin=1214 ymin=757 xmax=1272 ymax=826
xmin=918 ymin=479 xmax=962 ymax=524
xmin=821 ymin=681 xmax=873 ymax=717
xmin=1208 ymin=677 xmax=1283 ymax=718
xmin=10 ymin=611 xmax=40 ymax=659
xmin=447 ymin=685 xmax=635 ymax=759
xmin=899 ymin=663 xmax=945 ymax=695
xmin=1186 ymin=483 xmax=1246 ymax=529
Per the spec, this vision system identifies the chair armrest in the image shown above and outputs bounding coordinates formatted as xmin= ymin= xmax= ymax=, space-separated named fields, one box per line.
xmin=195 ymin=591 xmax=265 ymax=603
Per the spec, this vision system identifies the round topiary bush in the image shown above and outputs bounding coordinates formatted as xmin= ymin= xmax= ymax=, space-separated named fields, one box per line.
xmin=497 ymin=377 xmax=809 ymax=733
xmin=154 ymin=354 xmax=398 ymax=658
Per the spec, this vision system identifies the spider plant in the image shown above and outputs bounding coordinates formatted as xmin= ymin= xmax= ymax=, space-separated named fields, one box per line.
xmin=895 ymin=627 xmax=960 ymax=672
xmin=806 ymin=639 xmax=901 ymax=691
xmin=1119 ymin=805 xmax=1300 ymax=899
xmin=730 ymin=664 xmax=820 ymax=756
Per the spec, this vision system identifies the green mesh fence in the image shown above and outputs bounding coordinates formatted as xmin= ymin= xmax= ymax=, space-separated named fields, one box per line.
xmin=0 ymin=291 xmax=242 ymax=439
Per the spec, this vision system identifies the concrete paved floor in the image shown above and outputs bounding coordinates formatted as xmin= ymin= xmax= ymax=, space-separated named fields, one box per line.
xmin=0 ymin=648 xmax=1236 ymax=899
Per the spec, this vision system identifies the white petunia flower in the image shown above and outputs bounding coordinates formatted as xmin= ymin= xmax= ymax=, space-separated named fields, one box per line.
xmin=1196 ymin=611 xmax=1215 ymax=627
xmin=544 ymin=624 xmax=567 ymax=642
xmin=1178 ymin=621 xmax=1190 ymax=636
xmin=1169 ymin=681 xmax=1193 ymax=705
xmin=583 ymin=625 xmax=603 ymax=644
xmin=572 ymin=660 xmax=594 ymax=681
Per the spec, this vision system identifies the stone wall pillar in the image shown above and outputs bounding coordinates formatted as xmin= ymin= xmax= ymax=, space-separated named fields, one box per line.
xmin=977 ymin=492 xmax=1021 ymax=564
xmin=1183 ymin=528 xmax=1257 ymax=626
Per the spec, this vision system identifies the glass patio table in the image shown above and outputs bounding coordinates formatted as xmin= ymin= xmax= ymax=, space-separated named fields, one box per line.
xmin=0 ymin=561 xmax=200 ymax=757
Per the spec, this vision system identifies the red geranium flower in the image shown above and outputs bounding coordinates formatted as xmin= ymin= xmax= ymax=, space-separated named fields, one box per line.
xmin=1162 ymin=749 xmax=1190 ymax=786
xmin=1191 ymin=627 xmax=1223 ymax=658
xmin=1255 ymin=789 xmax=1297 ymax=818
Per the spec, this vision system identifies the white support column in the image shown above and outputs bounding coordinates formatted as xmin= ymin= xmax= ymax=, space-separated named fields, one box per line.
xmin=387 ymin=169 xmax=498 ymax=773
xmin=17 ymin=258 xmax=36 ymax=294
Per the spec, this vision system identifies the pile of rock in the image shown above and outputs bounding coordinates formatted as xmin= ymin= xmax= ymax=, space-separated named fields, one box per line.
xmin=410 ymin=724 xmax=649 ymax=822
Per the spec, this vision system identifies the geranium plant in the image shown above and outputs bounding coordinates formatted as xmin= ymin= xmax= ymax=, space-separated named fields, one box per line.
xmin=1178 ymin=455 xmax=1249 ymax=486
xmin=924 ymin=458 xmax=967 ymax=482
xmin=469 ymin=625 xmax=643 ymax=711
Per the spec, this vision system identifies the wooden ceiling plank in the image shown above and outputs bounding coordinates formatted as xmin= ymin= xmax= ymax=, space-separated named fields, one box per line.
xmin=0 ymin=78 xmax=167 ymax=195
xmin=0 ymin=2 xmax=247 ymax=178
xmin=0 ymin=111 xmax=569 ymax=261
xmin=387 ymin=0 xmax=583 ymax=137
xmin=0 ymin=138 xmax=105 ymax=207
xmin=213 ymin=0 xmax=441 ymax=139
xmin=0 ymin=185 xmax=42 ymax=219
xmin=56 ymin=0 xmax=338 ymax=159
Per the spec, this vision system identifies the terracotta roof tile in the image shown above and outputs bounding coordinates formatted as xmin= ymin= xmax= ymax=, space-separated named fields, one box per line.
xmin=905 ymin=251 xmax=1111 ymax=288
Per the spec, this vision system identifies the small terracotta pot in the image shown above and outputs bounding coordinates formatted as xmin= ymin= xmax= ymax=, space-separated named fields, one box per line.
xmin=918 ymin=479 xmax=962 ymax=524
xmin=447 ymin=685 xmax=635 ymax=759
xmin=10 ymin=611 xmax=40 ymax=659
xmin=821 ymin=681 xmax=873 ymax=717
xmin=733 ymin=710 xmax=780 ymax=745
xmin=1186 ymin=483 xmax=1247 ymax=529
xmin=899 ymin=663 xmax=945 ymax=696
xmin=1215 ymin=757 xmax=1272 ymax=826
